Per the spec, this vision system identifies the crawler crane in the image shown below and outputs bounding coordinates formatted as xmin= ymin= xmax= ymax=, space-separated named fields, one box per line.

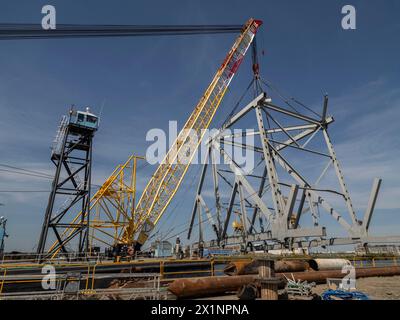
xmin=44 ymin=18 xmax=262 ymax=258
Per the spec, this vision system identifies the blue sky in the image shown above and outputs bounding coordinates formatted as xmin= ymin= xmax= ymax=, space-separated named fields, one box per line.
xmin=0 ymin=0 xmax=399 ymax=251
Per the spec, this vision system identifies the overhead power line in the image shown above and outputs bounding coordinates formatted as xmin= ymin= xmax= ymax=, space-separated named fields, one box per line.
xmin=0 ymin=168 xmax=52 ymax=180
xmin=0 ymin=190 xmax=50 ymax=193
xmin=0 ymin=163 xmax=104 ymax=188
xmin=0 ymin=163 xmax=53 ymax=177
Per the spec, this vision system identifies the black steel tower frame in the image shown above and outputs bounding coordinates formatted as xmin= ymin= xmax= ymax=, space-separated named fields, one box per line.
xmin=37 ymin=120 xmax=95 ymax=258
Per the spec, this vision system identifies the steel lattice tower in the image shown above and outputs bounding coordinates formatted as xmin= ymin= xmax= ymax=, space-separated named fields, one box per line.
xmin=37 ymin=107 xmax=98 ymax=258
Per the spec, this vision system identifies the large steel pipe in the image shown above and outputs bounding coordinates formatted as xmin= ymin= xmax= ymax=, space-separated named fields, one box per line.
xmin=169 ymin=266 xmax=400 ymax=299
xmin=308 ymin=258 xmax=351 ymax=271
xmin=224 ymin=259 xmax=309 ymax=276
xmin=168 ymin=275 xmax=256 ymax=298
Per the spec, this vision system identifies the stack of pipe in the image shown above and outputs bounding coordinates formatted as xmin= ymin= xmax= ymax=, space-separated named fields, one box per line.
xmin=169 ymin=260 xmax=400 ymax=299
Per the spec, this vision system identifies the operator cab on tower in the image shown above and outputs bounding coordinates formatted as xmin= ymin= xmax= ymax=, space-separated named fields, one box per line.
xmin=69 ymin=107 xmax=99 ymax=130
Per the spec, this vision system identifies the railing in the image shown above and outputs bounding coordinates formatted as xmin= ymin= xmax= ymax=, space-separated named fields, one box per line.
xmin=1 ymin=251 xmax=114 ymax=265
xmin=51 ymin=115 xmax=68 ymax=156
xmin=0 ymin=256 xmax=236 ymax=297
xmin=0 ymin=271 xmax=165 ymax=300
xmin=351 ymin=256 xmax=400 ymax=268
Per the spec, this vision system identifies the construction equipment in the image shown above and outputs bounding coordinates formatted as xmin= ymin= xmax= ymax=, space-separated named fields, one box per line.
xmin=128 ymin=18 xmax=262 ymax=251
xmin=45 ymin=18 xmax=262 ymax=258
xmin=187 ymin=71 xmax=400 ymax=251
xmin=37 ymin=107 xmax=99 ymax=257
xmin=45 ymin=154 xmax=144 ymax=258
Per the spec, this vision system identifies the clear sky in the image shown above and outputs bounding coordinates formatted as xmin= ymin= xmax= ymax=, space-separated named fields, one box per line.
xmin=0 ymin=0 xmax=399 ymax=251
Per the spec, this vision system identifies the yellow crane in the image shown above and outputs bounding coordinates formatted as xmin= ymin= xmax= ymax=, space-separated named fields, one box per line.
xmin=47 ymin=18 xmax=262 ymax=258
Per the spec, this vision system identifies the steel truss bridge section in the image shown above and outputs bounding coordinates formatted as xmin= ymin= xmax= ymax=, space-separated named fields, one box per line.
xmin=188 ymin=92 xmax=400 ymax=251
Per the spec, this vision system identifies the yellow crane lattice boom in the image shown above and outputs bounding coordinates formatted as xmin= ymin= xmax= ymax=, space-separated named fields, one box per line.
xmin=129 ymin=18 xmax=262 ymax=248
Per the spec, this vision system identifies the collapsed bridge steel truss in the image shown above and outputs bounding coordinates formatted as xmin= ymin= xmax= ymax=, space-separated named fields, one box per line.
xmin=188 ymin=92 xmax=400 ymax=251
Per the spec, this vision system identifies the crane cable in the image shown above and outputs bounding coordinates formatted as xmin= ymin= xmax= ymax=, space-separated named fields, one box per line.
xmin=0 ymin=23 xmax=243 ymax=40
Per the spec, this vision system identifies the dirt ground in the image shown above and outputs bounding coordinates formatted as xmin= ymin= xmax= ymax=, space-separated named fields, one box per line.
xmin=313 ymin=276 xmax=400 ymax=300
xmin=196 ymin=276 xmax=400 ymax=300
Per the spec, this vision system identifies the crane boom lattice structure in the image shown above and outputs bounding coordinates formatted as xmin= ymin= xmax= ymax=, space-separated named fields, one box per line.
xmin=129 ymin=18 xmax=262 ymax=249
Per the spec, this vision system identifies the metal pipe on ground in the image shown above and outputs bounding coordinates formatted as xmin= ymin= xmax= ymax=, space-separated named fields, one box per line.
xmin=224 ymin=259 xmax=309 ymax=276
xmin=308 ymin=258 xmax=351 ymax=271
xmin=169 ymin=275 xmax=256 ymax=299
xmin=168 ymin=266 xmax=400 ymax=299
